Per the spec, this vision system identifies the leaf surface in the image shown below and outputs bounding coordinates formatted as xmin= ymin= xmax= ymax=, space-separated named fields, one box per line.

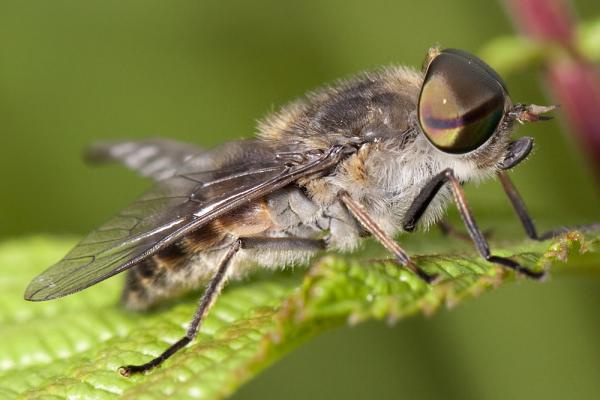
xmin=0 ymin=231 xmax=598 ymax=399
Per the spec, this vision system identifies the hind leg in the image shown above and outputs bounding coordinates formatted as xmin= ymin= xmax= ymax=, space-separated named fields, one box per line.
xmin=119 ymin=236 xmax=326 ymax=376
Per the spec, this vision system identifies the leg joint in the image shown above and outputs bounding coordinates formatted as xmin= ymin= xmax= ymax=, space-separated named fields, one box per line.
xmin=442 ymin=168 xmax=454 ymax=180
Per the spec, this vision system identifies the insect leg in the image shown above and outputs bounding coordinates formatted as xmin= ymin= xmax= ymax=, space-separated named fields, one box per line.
xmin=497 ymin=171 xmax=600 ymax=240
xmin=119 ymin=239 xmax=241 ymax=377
xmin=403 ymin=169 xmax=544 ymax=279
xmin=437 ymin=219 xmax=472 ymax=242
xmin=437 ymin=219 xmax=493 ymax=242
xmin=338 ymin=191 xmax=436 ymax=283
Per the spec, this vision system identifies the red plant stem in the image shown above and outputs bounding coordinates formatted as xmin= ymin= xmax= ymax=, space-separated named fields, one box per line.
xmin=506 ymin=0 xmax=575 ymax=47
xmin=505 ymin=0 xmax=600 ymax=176
xmin=547 ymin=60 xmax=600 ymax=169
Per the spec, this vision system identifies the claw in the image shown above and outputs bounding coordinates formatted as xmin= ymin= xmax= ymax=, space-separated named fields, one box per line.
xmin=366 ymin=258 xmax=440 ymax=284
xmin=417 ymin=269 xmax=440 ymax=284
xmin=487 ymin=255 xmax=545 ymax=280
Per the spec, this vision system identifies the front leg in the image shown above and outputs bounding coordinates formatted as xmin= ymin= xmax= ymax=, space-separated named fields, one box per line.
xmin=338 ymin=191 xmax=436 ymax=283
xmin=403 ymin=169 xmax=544 ymax=279
xmin=497 ymin=171 xmax=600 ymax=240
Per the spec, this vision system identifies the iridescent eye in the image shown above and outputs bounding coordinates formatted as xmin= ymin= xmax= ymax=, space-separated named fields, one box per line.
xmin=418 ymin=49 xmax=507 ymax=154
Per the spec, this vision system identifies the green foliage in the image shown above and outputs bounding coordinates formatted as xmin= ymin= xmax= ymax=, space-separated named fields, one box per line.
xmin=0 ymin=231 xmax=598 ymax=399
xmin=479 ymin=17 xmax=600 ymax=75
xmin=1 ymin=6 xmax=599 ymax=399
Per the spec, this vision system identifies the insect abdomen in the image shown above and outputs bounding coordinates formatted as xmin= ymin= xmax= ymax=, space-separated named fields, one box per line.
xmin=121 ymin=200 xmax=276 ymax=310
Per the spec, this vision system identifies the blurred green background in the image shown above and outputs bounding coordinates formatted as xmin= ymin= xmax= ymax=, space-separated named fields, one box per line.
xmin=0 ymin=1 xmax=599 ymax=399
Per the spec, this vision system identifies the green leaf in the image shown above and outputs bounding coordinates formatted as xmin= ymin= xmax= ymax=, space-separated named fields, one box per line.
xmin=478 ymin=16 xmax=600 ymax=76
xmin=0 ymin=231 xmax=598 ymax=399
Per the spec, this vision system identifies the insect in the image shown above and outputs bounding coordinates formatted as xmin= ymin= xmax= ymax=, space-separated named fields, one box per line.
xmin=26 ymin=47 xmax=570 ymax=376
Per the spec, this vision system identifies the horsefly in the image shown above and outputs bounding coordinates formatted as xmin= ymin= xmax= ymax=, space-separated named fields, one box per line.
xmin=26 ymin=48 xmax=577 ymax=376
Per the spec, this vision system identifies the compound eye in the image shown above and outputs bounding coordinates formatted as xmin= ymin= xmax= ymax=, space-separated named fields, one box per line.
xmin=418 ymin=49 xmax=507 ymax=154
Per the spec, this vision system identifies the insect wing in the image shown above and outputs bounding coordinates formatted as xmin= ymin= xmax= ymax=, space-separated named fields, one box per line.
xmin=24 ymin=145 xmax=345 ymax=301
xmin=85 ymin=139 xmax=209 ymax=181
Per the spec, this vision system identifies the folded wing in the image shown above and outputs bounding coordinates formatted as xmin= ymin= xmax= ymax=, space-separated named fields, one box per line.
xmin=85 ymin=139 xmax=209 ymax=181
xmin=25 ymin=143 xmax=345 ymax=301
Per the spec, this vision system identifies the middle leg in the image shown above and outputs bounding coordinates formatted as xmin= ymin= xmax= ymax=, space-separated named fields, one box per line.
xmin=403 ymin=169 xmax=544 ymax=279
xmin=338 ymin=190 xmax=437 ymax=283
